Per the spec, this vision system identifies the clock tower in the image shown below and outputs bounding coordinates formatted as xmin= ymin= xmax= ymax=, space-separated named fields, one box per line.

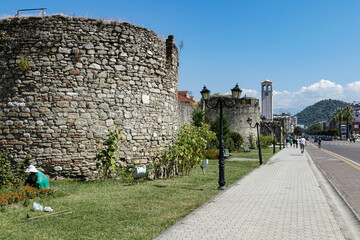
xmin=261 ymin=80 xmax=273 ymax=121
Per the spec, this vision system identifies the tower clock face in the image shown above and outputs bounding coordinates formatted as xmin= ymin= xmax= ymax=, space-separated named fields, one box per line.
xmin=265 ymin=92 xmax=268 ymax=96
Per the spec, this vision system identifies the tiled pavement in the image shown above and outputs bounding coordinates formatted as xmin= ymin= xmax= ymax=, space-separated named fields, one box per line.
xmin=154 ymin=147 xmax=360 ymax=240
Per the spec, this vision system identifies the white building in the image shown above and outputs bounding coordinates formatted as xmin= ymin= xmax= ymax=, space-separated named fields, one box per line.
xmin=261 ymin=80 xmax=273 ymax=121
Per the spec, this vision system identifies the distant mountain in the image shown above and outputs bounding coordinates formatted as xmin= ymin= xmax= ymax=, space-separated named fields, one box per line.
xmin=274 ymin=108 xmax=302 ymax=116
xmin=295 ymin=99 xmax=348 ymax=126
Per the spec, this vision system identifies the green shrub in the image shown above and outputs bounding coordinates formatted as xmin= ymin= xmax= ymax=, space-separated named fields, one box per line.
xmin=228 ymin=132 xmax=243 ymax=151
xmin=249 ymin=132 xmax=256 ymax=149
xmin=118 ymin=163 xmax=136 ymax=183
xmin=192 ymin=109 xmax=205 ymax=127
xmin=202 ymin=148 xmax=219 ymax=159
xmin=312 ymin=129 xmax=340 ymax=136
xmin=258 ymin=135 xmax=274 ymax=149
xmin=158 ymin=123 xmax=216 ymax=176
xmin=207 ymin=137 xmax=219 ymax=149
xmin=0 ymin=150 xmax=28 ymax=188
xmin=224 ymin=135 xmax=235 ymax=152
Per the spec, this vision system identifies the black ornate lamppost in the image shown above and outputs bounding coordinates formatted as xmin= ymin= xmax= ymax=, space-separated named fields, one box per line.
xmin=247 ymin=117 xmax=263 ymax=165
xmin=272 ymin=124 xmax=277 ymax=154
xmin=279 ymin=123 xmax=282 ymax=150
xmin=281 ymin=120 xmax=285 ymax=149
xmin=200 ymin=84 xmax=242 ymax=190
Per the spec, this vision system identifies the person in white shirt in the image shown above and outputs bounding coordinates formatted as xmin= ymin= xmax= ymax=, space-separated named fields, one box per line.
xmin=300 ymin=137 xmax=306 ymax=153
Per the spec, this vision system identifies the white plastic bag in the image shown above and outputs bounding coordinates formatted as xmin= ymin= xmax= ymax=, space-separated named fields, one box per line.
xmin=44 ymin=206 xmax=53 ymax=212
xmin=33 ymin=202 xmax=43 ymax=211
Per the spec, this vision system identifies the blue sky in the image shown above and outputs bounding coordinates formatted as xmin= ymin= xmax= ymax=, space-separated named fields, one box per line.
xmin=3 ymin=0 xmax=360 ymax=113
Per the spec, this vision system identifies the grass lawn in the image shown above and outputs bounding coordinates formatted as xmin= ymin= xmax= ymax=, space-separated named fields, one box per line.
xmin=0 ymin=159 xmax=263 ymax=240
xmin=230 ymin=147 xmax=280 ymax=162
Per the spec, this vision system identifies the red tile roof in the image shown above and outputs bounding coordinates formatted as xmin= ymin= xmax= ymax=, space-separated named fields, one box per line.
xmin=178 ymin=91 xmax=195 ymax=103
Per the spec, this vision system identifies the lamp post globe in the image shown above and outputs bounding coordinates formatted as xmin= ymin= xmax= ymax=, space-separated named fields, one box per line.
xmin=200 ymin=85 xmax=210 ymax=100
xmin=231 ymin=83 xmax=242 ymax=99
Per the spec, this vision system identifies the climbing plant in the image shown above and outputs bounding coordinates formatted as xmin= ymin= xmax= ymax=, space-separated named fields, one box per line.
xmin=95 ymin=127 xmax=125 ymax=180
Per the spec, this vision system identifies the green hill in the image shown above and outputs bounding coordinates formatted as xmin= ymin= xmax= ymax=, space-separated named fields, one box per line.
xmin=295 ymin=99 xmax=348 ymax=126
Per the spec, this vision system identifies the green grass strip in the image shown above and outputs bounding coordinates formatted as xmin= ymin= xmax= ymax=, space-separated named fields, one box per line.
xmin=0 ymin=154 xmax=274 ymax=239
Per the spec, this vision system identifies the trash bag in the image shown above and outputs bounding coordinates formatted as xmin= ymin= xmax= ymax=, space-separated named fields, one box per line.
xmin=33 ymin=202 xmax=43 ymax=211
xmin=44 ymin=206 xmax=53 ymax=212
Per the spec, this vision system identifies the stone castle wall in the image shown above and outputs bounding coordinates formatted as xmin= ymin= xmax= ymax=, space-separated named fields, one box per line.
xmin=203 ymin=96 xmax=260 ymax=145
xmin=177 ymin=103 xmax=194 ymax=127
xmin=0 ymin=15 xmax=178 ymax=178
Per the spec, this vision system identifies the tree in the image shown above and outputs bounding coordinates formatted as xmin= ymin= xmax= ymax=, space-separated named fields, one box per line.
xmin=295 ymin=99 xmax=348 ymax=126
xmin=211 ymin=115 xmax=230 ymax=141
xmin=331 ymin=107 xmax=343 ymax=128
xmin=294 ymin=126 xmax=303 ymax=136
xmin=192 ymin=109 xmax=205 ymax=127
xmin=342 ymin=106 xmax=354 ymax=139
xmin=305 ymin=121 xmax=322 ymax=135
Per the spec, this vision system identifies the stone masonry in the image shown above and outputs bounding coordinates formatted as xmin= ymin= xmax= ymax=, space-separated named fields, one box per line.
xmin=0 ymin=15 xmax=178 ymax=178
xmin=203 ymin=96 xmax=260 ymax=145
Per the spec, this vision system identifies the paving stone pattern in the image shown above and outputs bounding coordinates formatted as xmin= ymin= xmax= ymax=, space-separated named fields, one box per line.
xmin=155 ymin=148 xmax=346 ymax=240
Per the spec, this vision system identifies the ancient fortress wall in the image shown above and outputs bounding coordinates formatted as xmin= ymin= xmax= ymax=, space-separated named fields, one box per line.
xmin=0 ymin=15 xmax=178 ymax=178
xmin=177 ymin=103 xmax=194 ymax=127
xmin=204 ymin=96 xmax=260 ymax=145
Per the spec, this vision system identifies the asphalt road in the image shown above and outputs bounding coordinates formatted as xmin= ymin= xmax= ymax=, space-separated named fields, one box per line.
xmin=310 ymin=139 xmax=360 ymax=164
xmin=306 ymin=140 xmax=360 ymax=221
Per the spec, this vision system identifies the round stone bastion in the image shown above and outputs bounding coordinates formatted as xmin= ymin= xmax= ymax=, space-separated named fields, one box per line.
xmin=0 ymin=15 xmax=179 ymax=179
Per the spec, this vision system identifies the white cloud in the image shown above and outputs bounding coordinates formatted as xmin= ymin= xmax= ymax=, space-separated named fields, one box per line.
xmin=241 ymin=89 xmax=258 ymax=98
xmin=243 ymin=79 xmax=360 ymax=114
xmin=224 ymin=89 xmax=258 ymax=98
xmin=273 ymin=79 xmax=348 ymax=111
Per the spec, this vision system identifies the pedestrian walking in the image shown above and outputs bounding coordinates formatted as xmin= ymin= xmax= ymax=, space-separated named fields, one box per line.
xmin=286 ymin=138 xmax=289 ymax=148
xmin=290 ymin=138 xmax=293 ymax=147
xmin=300 ymin=137 xmax=306 ymax=153
xmin=318 ymin=138 xmax=322 ymax=149
xmin=296 ymin=138 xmax=299 ymax=148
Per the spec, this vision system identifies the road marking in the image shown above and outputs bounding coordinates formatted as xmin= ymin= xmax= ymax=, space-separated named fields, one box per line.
xmin=309 ymin=143 xmax=360 ymax=170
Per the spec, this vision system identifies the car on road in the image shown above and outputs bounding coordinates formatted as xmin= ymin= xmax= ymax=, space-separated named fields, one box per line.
xmin=321 ymin=136 xmax=332 ymax=141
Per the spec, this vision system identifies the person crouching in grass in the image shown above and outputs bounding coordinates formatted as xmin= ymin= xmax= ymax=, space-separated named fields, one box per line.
xmin=24 ymin=165 xmax=49 ymax=189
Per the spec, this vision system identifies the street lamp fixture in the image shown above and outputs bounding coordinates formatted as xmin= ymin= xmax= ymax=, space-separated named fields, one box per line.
xmin=201 ymin=84 xmax=242 ymax=190
xmin=231 ymin=84 xmax=242 ymax=99
xmin=247 ymin=117 xmax=263 ymax=165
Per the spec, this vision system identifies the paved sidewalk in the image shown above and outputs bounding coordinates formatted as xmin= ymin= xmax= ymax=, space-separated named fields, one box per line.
xmin=155 ymin=148 xmax=358 ymax=240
